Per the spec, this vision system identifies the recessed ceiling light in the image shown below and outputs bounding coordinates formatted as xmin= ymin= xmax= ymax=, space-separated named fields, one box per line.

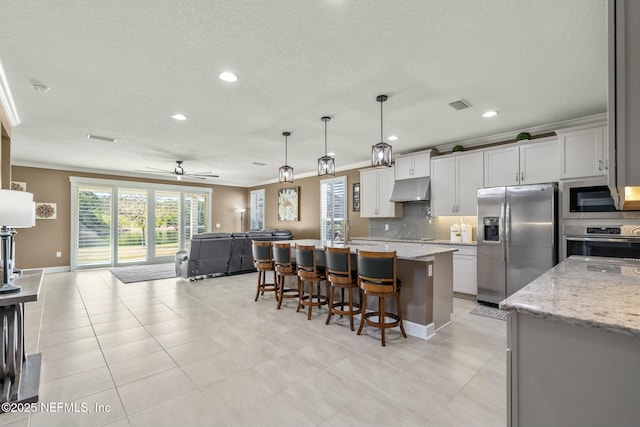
xmin=327 ymin=152 xmax=336 ymax=157
xmin=219 ymin=72 xmax=238 ymax=82
xmin=388 ymin=135 xmax=398 ymax=141
xmin=171 ymin=113 xmax=187 ymax=121
xmin=482 ymin=111 xmax=498 ymax=118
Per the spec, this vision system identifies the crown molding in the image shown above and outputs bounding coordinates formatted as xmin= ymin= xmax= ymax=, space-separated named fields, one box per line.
xmin=435 ymin=113 xmax=607 ymax=153
xmin=0 ymin=60 xmax=20 ymax=127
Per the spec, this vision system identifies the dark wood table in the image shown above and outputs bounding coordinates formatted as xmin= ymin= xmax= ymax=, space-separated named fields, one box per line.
xmin=0 ymin=270 xmax=43 ymax=407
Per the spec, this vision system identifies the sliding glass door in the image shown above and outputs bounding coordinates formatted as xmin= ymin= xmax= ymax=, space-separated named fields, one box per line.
xmin=71 ymin=177 xmax=211 ymax=270
xmin=117 ymin=188 xmax=148 ymax=263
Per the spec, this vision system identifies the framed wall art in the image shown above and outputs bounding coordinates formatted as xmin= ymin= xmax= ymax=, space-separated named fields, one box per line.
xmin=278 ymin=187 xmax=299 ymax=221
xmin=36 ymin=202 xmax=57 ymax=220
xmin=11 ymin=181 xmax=26 ymax=192
xmin=352 ymin=183 xmax=360 ymax=212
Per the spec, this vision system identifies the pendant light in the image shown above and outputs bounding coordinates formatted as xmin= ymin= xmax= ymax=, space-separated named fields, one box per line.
xmin=371 ymin=94 xmax=392 ymax=168
xmin=279 ymin=131 xmax=294 ymax=183
xmin=318 ymin=116 xmax=335 ymax=176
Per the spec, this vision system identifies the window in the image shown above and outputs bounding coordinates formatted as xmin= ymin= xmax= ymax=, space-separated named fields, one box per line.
xmin=71 ymin=177 xmax=211 ymax=269
xmin=250 ymin=189 xmax=265 ymax=230
xmin=320 ymin=176 xmax=347 ymax=242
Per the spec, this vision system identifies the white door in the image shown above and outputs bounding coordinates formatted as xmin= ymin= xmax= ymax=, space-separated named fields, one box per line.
xmin=394 ymin=156 xmax=414 ymax=180
xmin=431 ymin=156 xmax=456 ymax=216
xmin=520 ymin=139 xmax=559 ymax=184
xmin=359 ymin=169 xmax=379 ymax=217
xmin=377 ymin=167 xmax=397 ymax=217
xmin=411 ymin=152 xmax=431 ymax=178
xmin=456 ymin=151 xmax=484 ymax=216
xmin=558 ymin=127 xmax=604 ymax=179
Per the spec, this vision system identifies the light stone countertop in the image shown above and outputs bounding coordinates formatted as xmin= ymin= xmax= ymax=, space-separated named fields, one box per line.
xmin=351 ymin=236 xmax=477 ymax=246
xmin=500 ymin=256 xmax=640 ymax=338
xmin=288 ymin=239 xmax=457 ymax=261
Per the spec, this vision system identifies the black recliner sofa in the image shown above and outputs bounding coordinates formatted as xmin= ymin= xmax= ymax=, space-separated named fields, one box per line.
xmin=177 ymin=229 xmax=293 ymax=279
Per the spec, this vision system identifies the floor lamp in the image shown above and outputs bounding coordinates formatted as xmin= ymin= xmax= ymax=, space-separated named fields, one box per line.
xmin=237 ymin=209 xmax=246 ymax=233
xmin=0 ymin=190 xmax=34 ymax=293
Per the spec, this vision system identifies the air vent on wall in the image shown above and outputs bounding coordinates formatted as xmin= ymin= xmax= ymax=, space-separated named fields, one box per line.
xmin=87 ymin=134 xmax=117 ymax=143
xmin=448 ymin=99 xmax=471 ymax=111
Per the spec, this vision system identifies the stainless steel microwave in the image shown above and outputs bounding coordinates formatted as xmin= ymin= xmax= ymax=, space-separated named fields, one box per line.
xmin=560 ymin=178 xmax=640 ymax=219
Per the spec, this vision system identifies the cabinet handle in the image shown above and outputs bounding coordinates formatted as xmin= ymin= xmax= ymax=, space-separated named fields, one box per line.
xmin=598 ymin=160 xmax=602 ymax=171
xmin=521 ymin=172 xmax=524 ymax=181
xmin=515 ymin=172 xmax=519 ymax=182
xmin=604 ymin=161 xmax=608 ymax=172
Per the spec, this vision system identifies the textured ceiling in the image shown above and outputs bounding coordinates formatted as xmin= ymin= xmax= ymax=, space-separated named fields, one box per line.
xmin=0 ymin=0 xmax=607 ymax=187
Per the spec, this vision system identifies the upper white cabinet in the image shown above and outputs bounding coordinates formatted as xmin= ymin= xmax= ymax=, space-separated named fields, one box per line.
xmin=431 ymin=151 xmax=483 ymax=216
xmin=395 ymin=150 xmax=432 ymax=180
xmin=484 ymin=138 xmax=559 ymax=187
xmin=360 ymin=167 xmax=403 ymax=218
xmin=557 ymin=125 xmax=608 ymax=179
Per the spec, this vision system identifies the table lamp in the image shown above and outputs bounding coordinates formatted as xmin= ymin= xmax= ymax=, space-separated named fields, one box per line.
xmin=236 ymin=208 xmax=246 ymax=233
xmin=0 ymin=190 xmax=34 ymax=293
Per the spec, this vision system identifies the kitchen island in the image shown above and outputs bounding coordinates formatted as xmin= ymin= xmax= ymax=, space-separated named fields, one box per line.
xmin=500 ymin=256 xmax=640 ymax=427
xmin=289 ymin=239 xmax=457 ymax=339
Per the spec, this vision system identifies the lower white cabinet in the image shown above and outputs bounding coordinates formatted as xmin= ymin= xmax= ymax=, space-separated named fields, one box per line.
xmin=452 ymin=245 xmax=477 ymax=295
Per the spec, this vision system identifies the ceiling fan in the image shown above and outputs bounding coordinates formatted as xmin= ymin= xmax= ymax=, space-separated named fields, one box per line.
xmin=138 ymin=160 xmax=219 ymax=180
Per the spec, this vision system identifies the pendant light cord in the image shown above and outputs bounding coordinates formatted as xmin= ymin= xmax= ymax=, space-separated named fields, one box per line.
xmin=380 ymin=98 xmax=384 ymax=142
xmin=285 ymin=134 xmax=288 ymax=165
xmin=324 ymin=120 xmax=328 ymax=156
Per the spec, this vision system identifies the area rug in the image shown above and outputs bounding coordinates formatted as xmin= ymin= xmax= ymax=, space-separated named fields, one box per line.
xmin=469 ymin=305 xmax=508 ymax=321
xmin=110 ymin=263 xmax=176 ymax=284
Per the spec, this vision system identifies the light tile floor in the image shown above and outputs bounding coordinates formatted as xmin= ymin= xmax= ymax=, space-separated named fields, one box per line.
xmin=4 ymin=270 xmax=507 ymax=427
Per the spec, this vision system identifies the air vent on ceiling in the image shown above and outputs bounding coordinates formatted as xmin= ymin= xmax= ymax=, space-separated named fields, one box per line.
xmin=448 ymin=99 xmax=471 ymax=111
xmin=87 ymin=134 xmax=117 ymax=143
xmin=251 ymin=161 xmax=267 ymax=166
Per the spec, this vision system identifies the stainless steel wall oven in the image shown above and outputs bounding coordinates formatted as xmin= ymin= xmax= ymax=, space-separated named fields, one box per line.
xmin=563 ymin=224 xmax=640 ymax=260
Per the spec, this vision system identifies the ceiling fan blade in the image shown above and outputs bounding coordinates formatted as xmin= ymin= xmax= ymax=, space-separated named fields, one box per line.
xmin=134 ymin=169 xmax=173 ymax=174
xmin=144 ymin=167 xmax=173 ymax=172
xmin=186 ymin=173 xmax=219 ymax=178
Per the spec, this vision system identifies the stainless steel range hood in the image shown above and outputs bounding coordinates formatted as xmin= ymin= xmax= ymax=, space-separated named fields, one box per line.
xmin=389 ymin=177 xmax=430 ymax=202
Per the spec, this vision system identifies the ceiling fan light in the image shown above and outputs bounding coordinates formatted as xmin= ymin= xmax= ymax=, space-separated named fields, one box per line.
xmin=372 ymin=94 xmax=392 ymax=168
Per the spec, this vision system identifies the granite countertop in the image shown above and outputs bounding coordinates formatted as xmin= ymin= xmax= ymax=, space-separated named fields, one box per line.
xmin=351 ymin=236 xmax=477 ymax=246
xmin=288 ymin=239 xmax=457 ymax=261
xmin=500 ymin=256 xmax=640 ymax=338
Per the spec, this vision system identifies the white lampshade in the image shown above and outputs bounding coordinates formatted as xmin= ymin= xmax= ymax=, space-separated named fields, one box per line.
xmin=0 ymin=190 xmax=34 ymax=227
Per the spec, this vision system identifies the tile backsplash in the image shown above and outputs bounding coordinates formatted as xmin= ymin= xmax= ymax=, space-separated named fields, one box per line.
xmin=368 ymin=201 xmax=477 ymax=241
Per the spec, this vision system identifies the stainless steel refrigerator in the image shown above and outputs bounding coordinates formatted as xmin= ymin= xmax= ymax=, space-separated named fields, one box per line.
xmin=477 ymin=183 xmax=558 ymax=305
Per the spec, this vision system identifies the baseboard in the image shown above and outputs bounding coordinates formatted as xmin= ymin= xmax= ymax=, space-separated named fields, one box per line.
xmin=37 ymin=266 xmax=71 ymax=274
xmin=403 ymin=320 xmax=436 ymax=340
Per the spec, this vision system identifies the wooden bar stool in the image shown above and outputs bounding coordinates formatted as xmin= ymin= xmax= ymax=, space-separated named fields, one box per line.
xmin=273 ymin=242 xmax=300 ymax=309
xmin=295 ymin=244 xmax=329 ymax=320
xmin=251 ymin=240 xmax=277 ymax=301
xmin=356 ymin=249 xmax=407 ymax=346
xmin=324 ymin=246 xmax=361 ymax=331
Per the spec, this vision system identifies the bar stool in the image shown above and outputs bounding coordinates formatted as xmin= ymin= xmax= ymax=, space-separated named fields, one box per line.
xmin=295 ymin=244 xmax=329 ymax=320
xmin=324 ymin=246 xmax=361 ymax=331
xmin=251 ymin=240 xmax=277 ymax=302
xmin=273 ymin=242 xmax=300 ymax=309
xmin=356 ymin=250 xmax=407 ymax=346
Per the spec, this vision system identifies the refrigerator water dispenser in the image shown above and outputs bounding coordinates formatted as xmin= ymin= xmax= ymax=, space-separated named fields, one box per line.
xmin=483 ymin=217 xmax=500 ymax=242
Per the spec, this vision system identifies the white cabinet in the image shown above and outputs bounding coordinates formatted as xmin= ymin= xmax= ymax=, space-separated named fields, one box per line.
xmin=395 ymin=150 xmax=432 ymax=180
xmin=360 ymin=167 xmax=403 ymax=218
xmin=452 ymin=246 xmax=477 ymax=295
xmin=483 ymin=138 xmax=559 ymax=187
xmin=431 ymin=151 xmax=483 ymax=216
xmin=557 ymin=125 xmax=608 ymax=179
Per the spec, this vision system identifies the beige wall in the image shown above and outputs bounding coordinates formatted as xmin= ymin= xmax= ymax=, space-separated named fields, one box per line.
xmin=249 ymin=168 xmax=368 ymax=240
xmin=12 ymin=166 xmax=248 ymax=269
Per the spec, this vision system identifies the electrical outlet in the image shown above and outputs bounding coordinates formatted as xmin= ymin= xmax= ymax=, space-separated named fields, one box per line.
xmin=215 ymin=223 xmax=221 ymax=228
xmin=384 ymin=224 xmax=389 ymax=231
xmin=56 ymin=251 xmax=62 ymax=258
